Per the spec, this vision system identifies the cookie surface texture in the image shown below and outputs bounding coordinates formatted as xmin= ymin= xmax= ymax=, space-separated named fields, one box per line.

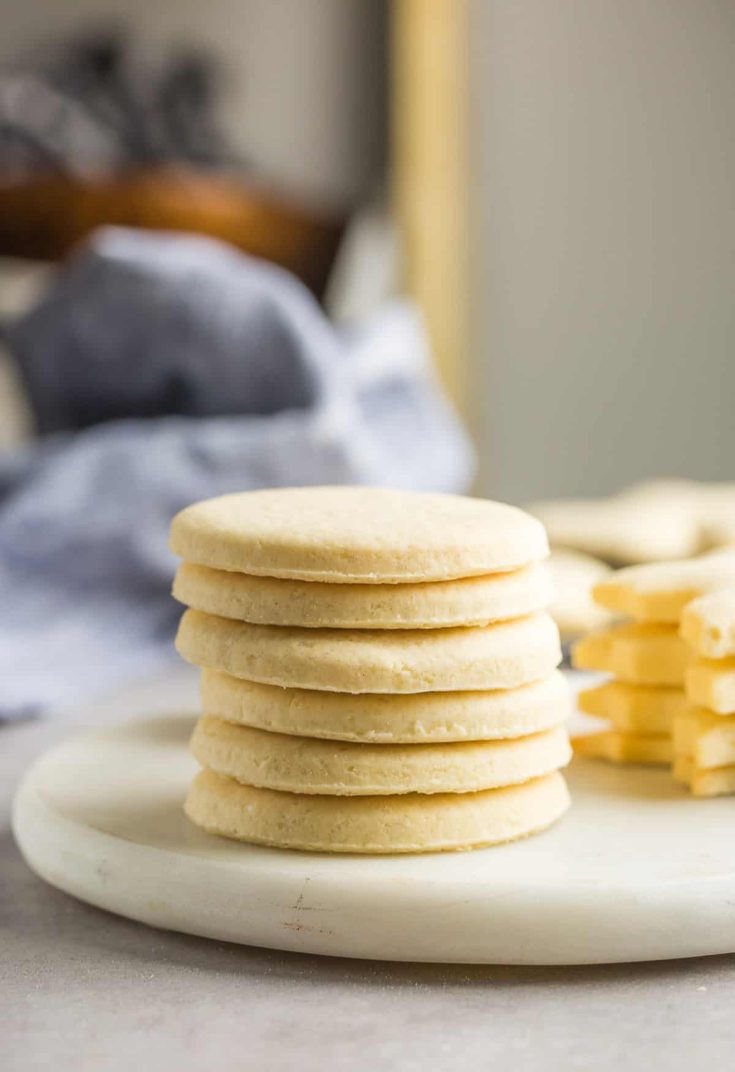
xmin=572 ymin=622 xmax=687 ymax=686
xmin=674 ymin=707 xmax=735 ymax=769
xmin=170 ymin=487 xmax=549 ymax=582
xmin=200 ymin=669 xmax=571 ymax=743
xmin=593 ymin=551 xmax=735 ymax=623
xmin=673 ymin=756 xmax=735 ymax=797
xmin=680 ymin=588 xmax=735 ymax=658
xmin=176 ymin=609 xmax=562 ymax=693
xmin=184 ymin=769 xmax=571 ymax=853
xmin=573 ymin=730 xmax=673 ymax=766
xmin=577 ymin=681 xmax=685 ymax=735
xmin=173 ymin=560 xmax=553 ymax=629
xmin=686 ymin=658 xmax=735 ymax=715
xmin=190 ymin=716 xmax=571 ymax=796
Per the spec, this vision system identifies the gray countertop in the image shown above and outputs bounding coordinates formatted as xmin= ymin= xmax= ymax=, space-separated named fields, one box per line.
xmin=4 ymin=668 xmax=735 ymax=1072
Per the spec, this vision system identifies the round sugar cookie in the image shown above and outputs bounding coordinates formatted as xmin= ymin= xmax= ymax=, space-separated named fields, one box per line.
xmin=190 ymin=716 xmax=571 ymax=796
xmin=173 ymin=560 xmax=553 ymax=629
xmin=169 ymin=486 xmax=548 ymax=583
xmin=176 ymin=609 xmax=561 ymax=693
xmin=184 ymin=768 xmax=571 ymax=853
xmin=200 ymin=668 xmax=571 ymax=743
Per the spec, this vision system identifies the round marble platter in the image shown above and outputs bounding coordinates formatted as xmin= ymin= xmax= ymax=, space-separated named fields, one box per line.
xmin=12 ymin=713 xmax=735 ymax=965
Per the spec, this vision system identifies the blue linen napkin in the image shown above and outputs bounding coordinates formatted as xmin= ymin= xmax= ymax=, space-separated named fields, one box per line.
xmin=0 ymin=228 xmax=473 ymax=718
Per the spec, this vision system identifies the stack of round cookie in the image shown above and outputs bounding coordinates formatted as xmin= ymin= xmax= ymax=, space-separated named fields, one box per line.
xmin=170 ymin=487 xmax=571 ymax=854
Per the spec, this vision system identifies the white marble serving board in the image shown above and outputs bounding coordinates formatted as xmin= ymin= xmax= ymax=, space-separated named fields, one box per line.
xmin=11 ymin=712 xmax=735 ymax=965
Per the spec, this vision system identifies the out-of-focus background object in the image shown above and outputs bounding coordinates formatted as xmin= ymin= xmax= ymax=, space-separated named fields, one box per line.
xmin=0 ymin=174 xmax=344 ymax=298
xmin=532 ymin=479 xmax=735 ymax=566
xmin=0 ymin=227 xmax=471 ymax=720
xmin=0 ymin=9 xmax=358 ymax=297
xmin=529 ymin=486 xmax=704 ymax=567
xmin=392 ymin=0 xmax=467 ymax=408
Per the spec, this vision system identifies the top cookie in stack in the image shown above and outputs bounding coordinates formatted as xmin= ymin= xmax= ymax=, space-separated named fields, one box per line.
xmin=171 ymin=487 xmax=571 ymax=854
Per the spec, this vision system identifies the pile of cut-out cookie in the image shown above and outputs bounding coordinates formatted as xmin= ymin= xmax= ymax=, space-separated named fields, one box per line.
xmin=533 ymin=479 xmax=735 ymax=797
xmin=535 ymin=478 xmax=735 ymax=643
xmin=571 ymin=553 xmax=735 ymax=796
xmin=170 ymin=487 xmax=572 ymax=854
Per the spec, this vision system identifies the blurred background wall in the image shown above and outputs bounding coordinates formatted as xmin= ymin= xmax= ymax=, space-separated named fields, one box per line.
xmin=469 ymin=0 xmax=735 ymax=502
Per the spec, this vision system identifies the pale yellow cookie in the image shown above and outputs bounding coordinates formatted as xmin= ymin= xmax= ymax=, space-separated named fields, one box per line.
xmin=577 ymin=681 xmax=685 ymax=735
xmin=190 ymin=716 xmax=571 ymax=796
xmin=673 ymin=756 xmax=735 ymax=797
xmin=201 ymin=668 xmax=571 ymax=743
xmin=571 ymin=621 xmax=688 ymax=686
xmin=184 ymin=768 xmax=571 ymax=853
xmin=573 ymin=730 xmax=673 ymax=766
xmin=680 ymin=588 xmax=735 ymax=659
xmin=528 ymin=495 xmax=701 ymax=566
xmin=686 ymin=658 xmax=735 ymax=715
xmin=623 ymin=480 xmax=735 ymax=551
xmin=685 ymin=483 xmax=735 ymax=549
xmin=170 ymin=486 xmax=549 ymax=583
xmin=619 ymin=478 xmax=705 ymax=506
xmin=702 ymin=512 xmax=735 ymax=551
xmin=546 ymin=550 xmax=613 ymax=641
xmin=674 ymin=707 xmax=735 ymax=768
xmin=593 ymin=550 xmax=735 ymax=623
xmin=176 ymin=609 xmax=561 ymax=693
xmin=173 ymin=560 xmax=553 ymax=630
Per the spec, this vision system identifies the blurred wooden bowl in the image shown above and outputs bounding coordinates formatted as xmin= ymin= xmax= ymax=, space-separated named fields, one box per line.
xmin=0 ymin=171 xmax=345 ymax=298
